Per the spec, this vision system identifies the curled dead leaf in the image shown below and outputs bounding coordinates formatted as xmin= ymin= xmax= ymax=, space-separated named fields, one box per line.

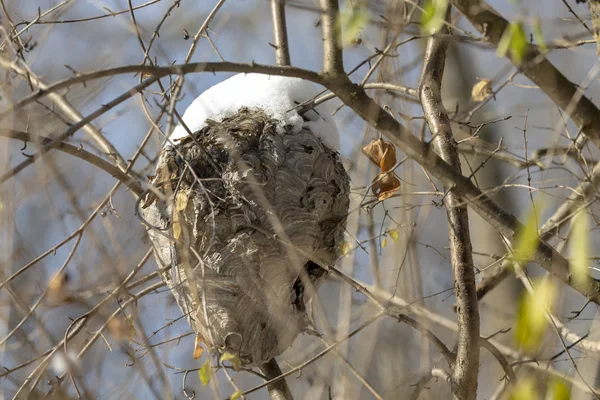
xmin=471 ymin=78 xmax=492 ymax=102
xmin=193 ymin=334 xmax=205 ymax=359
xmin=363 ymin=138 xmax=397 ymax=172
xmin=48 ymin=272 xmax=72 ymax=304
xmin=372 ymin=171 xmax=401 ymax=201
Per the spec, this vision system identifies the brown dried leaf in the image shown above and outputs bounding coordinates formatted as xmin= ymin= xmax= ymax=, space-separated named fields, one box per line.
xmin=193 ymin=334 xmax=204 ymax=359
xmin=172 ymin=191 xmax=189 ymax=240
xmin=471 ymin=78 xmax=492 ymax=102
xmin=48 ymin=272 xmax=71 ymax=304
xmin=108 ymin=315 xmax=134 ymax=343
xmin=372 ymin=171 xmax=401 ymax=201
xmin=363 ymin=138 xmax=397 ymax=172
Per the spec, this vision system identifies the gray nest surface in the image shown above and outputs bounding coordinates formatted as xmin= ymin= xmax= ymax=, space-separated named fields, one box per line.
xmin=142 ymin=108 xmax=350 ymax=365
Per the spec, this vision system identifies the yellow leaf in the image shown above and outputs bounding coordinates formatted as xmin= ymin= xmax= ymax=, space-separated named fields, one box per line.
xmin=532 ymin=17 xmax=547 ymax=53
xmin=199 ymin=359 xmax=212 ymax=385
xmin=497 ymin=21 xmax=529 ymax=64
xmin=421 ymin=0 xmax=449 ymax=34
xmin=515 ymin=278 xmax=556 ymax=353
xmin=388 ymin=229 xmax=400 ymax=242
xmin=513 ymin=207 xmax=540 ymax=263
xmin=548 ymin=378 xmax=570 ymax=400
xmin=337 ymin=3 xmax=370 ymax=46
xmin=381 ymin=238 xmax=388 ymax=248
xmin=508 ymin=377 xmax=539 ymax=400
xmin=230 ymin=390 xmax=243 ymax=400
xmin=471 ymin=78 xmax=492 ymax=102
xmin=220 ymin=351 xmax=242 ymax=370
xmin=340 ymin=241 xmax=350 ymax=257
xmin=193 ymin=334 xmax=204 ymax=359
xmin=570 ymin=210 xmax=590 ymax=291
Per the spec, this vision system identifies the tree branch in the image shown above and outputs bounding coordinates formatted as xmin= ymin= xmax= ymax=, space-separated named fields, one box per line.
xmin=270 ymin=0 xmax=291 ymax=66
xmin=418 ymin=17 xmax=479 ymax=400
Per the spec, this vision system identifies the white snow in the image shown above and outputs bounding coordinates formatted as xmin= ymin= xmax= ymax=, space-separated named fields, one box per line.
xmin=168 ymin=73 xmax=340 ymax=151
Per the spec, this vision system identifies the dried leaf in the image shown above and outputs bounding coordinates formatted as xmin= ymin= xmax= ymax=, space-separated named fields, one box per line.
xmin=471 ymin=79 xmax=492 ymax=102
xmin=172 ymin=221 xmax=182 ymax=240
xmin=172 ymin=191 xmax=189 ymax=240
xmin=108 ymin=314 xmax=135 ymax=343
xmin=175 ymin=191 xmax=189 ymax=212
xmin=193 ymin=334 xmax=204 ymax=359
xmin=199 ymin=359 xmax=212 ymax=385
xmin=363 ymin=139 xmax=397 ymax=172
xmin=48 ymin=272 xmax=71 ymax=304
xmin=372 ymin=171 xmax=401 ymax=201
xmin=125 ymin=314 xmax=135 ymax=344
xmin=220 ymin=351 xmax=242 ymax=370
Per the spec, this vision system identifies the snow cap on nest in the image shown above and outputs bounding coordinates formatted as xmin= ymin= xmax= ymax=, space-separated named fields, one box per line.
xmin=169 ymin=73 xmax=340 ymax=151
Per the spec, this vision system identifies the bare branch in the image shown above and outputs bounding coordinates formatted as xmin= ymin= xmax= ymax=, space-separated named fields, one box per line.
xmin=418 ymin=17 xmax=479 ymax=400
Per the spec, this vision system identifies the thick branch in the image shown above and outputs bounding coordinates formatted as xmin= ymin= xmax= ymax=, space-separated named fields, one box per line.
xmin=450 ymin=0 xmax=600 ymax=147
xmin=319 ymin=0 xmax=344 ymax=74
xmin=270 ymin=0 xmax=291 ymax=66
xmin=419 ymin=21 xmax=479 ymax=400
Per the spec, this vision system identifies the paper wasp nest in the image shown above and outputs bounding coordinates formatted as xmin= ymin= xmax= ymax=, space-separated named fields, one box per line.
xmin=142 ymin=75 xmax=350 ymax=365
